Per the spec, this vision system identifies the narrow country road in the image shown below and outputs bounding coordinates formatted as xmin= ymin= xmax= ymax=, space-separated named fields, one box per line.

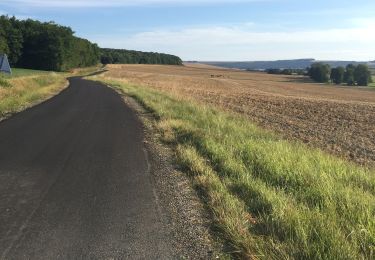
xmin=0 ymin=77 xmax=176 ymax=259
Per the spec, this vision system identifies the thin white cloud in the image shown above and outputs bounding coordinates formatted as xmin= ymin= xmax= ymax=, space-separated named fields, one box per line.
xmin=91 ymin=21 xmax=375 ymax=61
xmin=1 ymin=0 xmax=273 ymax=8
xmin=127 ymin=26 xmax=375 ymax=45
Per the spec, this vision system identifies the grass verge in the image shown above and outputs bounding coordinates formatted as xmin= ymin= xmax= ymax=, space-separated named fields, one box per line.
xmin=0 ymin=66 xmax=104 ymax=120
xmin=3 ymin=68 xmax=58 ymax=78
xmin=70 ymin=65 xmax=105 ymax=76
xmin=0 ymin=71 xmax=67 ymax=119
xmin=370 ymin=76 xmax=375 ymax=88
xmin=92 ymin=77 xmax=375 ymax=259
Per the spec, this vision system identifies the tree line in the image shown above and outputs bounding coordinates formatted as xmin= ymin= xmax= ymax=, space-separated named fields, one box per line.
xmin=0 ymin=16 xmax=183 ymax=72
xmin=266 ymin=68 xmax=306 ymax=75
xmin=308 ymin=62 xmax=373 ymax=86
xmin=0 ymin=16 xmax=100 ymax=71
xmin=100 ymin=48 xmax=183 ymax=65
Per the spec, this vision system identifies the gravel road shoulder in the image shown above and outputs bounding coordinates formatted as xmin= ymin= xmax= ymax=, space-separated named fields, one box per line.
xmin=119 ymin=93 xmax=226 ymax=259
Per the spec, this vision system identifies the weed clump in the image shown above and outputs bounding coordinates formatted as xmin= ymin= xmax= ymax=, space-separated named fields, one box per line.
xmin=0 ymin=76 xmax=11 ymax=88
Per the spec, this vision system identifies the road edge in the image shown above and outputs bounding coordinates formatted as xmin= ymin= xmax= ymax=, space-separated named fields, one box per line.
xmin=113 ymin=88 xmax=227 ymax=259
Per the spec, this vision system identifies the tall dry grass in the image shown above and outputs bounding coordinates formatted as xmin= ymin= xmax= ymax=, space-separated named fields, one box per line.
xmin=0 ymin=73 xmax=67 ymax=119
xmin=92 ymin=76 xmax=375 ymax=259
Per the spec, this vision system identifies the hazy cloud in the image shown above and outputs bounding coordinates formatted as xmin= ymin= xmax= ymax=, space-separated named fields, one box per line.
xmin=91 ymin=22 xmax=375 ymax=60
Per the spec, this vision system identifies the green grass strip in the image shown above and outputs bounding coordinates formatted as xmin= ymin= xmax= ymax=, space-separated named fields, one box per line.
xmin=99 ymin=78 xmax=375 ymax=259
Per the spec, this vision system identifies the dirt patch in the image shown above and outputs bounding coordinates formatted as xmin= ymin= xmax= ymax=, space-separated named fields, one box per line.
xmin=103 ymin=64 xmax=375 ymax=167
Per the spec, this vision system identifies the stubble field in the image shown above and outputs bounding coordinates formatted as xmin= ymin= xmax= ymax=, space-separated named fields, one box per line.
xmin=104 ymin=63 xmax=375 ymax=166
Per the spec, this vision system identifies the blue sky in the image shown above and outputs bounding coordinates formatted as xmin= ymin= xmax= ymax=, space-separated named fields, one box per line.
xmin=1 ymin=0 xmax=375 ymax=61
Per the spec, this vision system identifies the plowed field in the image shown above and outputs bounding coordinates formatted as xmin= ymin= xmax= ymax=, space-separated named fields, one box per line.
xmin=104 ymin=63 xmax=375 ymax=166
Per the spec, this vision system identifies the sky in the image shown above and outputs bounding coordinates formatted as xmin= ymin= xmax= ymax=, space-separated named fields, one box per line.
xmin=1 ymin=0 xmax=375 ymax=61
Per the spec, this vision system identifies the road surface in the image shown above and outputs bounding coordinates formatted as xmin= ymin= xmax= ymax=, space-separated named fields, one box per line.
xmin=0 ymin=77 xmax=176 ymax=259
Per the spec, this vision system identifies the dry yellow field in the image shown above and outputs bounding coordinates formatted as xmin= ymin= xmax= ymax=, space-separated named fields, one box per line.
xmin=103 ymin=63 xmax=375 ymax=166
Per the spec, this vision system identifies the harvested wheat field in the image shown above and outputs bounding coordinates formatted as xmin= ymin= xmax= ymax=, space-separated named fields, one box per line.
xmin=104 ymin=63 xmax=375 ymax=166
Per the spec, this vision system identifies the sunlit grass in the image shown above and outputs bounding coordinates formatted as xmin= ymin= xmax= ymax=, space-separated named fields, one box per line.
xmin=370 ymin=76 xmax=375 ymax=87
xmin=2 ymin=68 xmax=56 ymax=78
xmin=0 ymin=73 xmax=67 ymax=118
xmin=94 ymin=76 xmax=375 ymax=259
xmin=0 ymin=66 xmax=104 ymax=118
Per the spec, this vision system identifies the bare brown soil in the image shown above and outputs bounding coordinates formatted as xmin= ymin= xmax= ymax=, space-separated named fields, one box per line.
xmin=103 ymin=64 xmax=375 ymax=166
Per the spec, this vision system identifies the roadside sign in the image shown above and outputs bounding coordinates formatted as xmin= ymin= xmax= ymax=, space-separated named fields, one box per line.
xmin=0 ymin=54 xmax=12 ymax=74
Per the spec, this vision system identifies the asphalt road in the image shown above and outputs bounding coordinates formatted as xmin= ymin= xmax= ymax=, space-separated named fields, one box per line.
xmin=0 ymin=77 xmax=176 ymax=259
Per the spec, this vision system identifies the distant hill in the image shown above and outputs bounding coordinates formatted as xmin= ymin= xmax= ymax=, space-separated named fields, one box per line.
xmin=199 ymin=59 xmax=375 ymax=71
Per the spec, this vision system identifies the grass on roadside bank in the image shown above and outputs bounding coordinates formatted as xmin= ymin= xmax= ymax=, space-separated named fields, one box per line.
xmin=370 ymin=76 xmax=375 ymax=87
xmin=2 ymin=68 xmax=57 ymax=78
xmin=0 ymin=70 xmax=67 ymax=119
xmin=92 ymin=76 xmax=375 ymax=259
xmin=0 ymin=66 xmax=104 ymax=119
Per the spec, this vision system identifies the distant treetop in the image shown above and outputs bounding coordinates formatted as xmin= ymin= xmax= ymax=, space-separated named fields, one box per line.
xmin=308 ymin=62 xmax=372 ymax=86
xmin=100 ymin=48 xmax=182 ymax=66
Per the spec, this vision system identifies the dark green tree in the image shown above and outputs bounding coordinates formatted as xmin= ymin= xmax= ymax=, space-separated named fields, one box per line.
xmin=330 ymin=66 xmax=345 ymax=84
xmin=100 ymin=48 xmax=182 ymax=65
xmin=354 ymin=64 xmax=372 ymax=86
xmin=0 ymin=16 xmax=10 ymax=55
xmin=0 ymin=15 xmax=100 ymax=71
xmin=308 ymin=63 xmax=331 ymax=83
xmin=6 ymin=17 xmax=24 ymax=65
xmin=0 ymin=31 xmax=9 ymax=54
xmin=344 ymin=64 xmax=356 ymax=86
xmin=0 ymin=15 xmax=182 ymax=71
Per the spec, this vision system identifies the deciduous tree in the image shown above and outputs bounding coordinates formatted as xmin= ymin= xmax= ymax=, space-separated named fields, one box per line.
xmin=354 ymin=64 xmax=372 ymax=86
xmin=330 ymin=66 xmax=345 ymax=84
xmin=344 ymin=64 xmax=356 ymax=86
xmin=308 ymin=63 xmax=331 ymax=83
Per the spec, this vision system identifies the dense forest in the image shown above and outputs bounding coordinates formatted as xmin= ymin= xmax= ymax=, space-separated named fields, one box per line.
xmin=0 ymin=16 xmax=100 ymax=71
xmin=0 ymin=16 xmax=183 ymax=72
xmin=100 ymin=48 xmax=182 ymax=65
